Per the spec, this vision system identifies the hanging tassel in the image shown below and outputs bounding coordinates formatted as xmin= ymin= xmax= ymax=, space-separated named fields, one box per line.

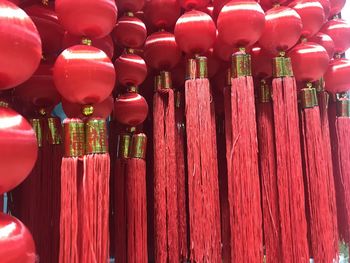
xmin=316 ymin=80 xmax=339 ymax=260
xmin=153 ymin=72 xmax=179 ymax=262
xmin=59 ymin=118 xmax=84 ymax=263
xmin=256 ymin=79 xmax=281 ymax=262
xmin=174 ymin=91 xmax=188 ymax=261
xmin=81 ymin=117 xmax=110 ymax=263
xmin=271 ymin=54 xmax=309 ymax=262
xmin=47 ymin=117 xmax=63 ymax=263
xmin=185 ymin=57 xmax=221 ymax=262
xmin=225 ymin=49 xmax=262 ymax=262
xmin=126 ymin=133 xmax=148 ymax=263
xmin=300 ymin=84 xmax=335 ymax=263
xmin=114 ymin=133 xmax=131 ymax=263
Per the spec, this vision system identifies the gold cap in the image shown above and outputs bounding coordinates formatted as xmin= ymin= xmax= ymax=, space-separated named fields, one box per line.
xmin=231 ymin=52 xmax=252 ymax=78
xmin=186 ymin=58 xmax=197 ymax=80
xmin=259 ymin=80 xmax=271 ymax=103
xmin=47 ymin=117 xmax=62 ymax=145
xmin=0 ymin=101 xmax=9 ymax=108
xmin=154 ymin=75 xmax=162 ymax=92
xmin=81 ymin=38 xmax=92 ymax=46
xmin=336 ymin=97 xmax=350 ymax=117
xmin=300 ymin=84 xmax=318 ymax=109
xmin=30 ymin=118 xmax=43 ymax=148
xmin=63 ymin=119 xmax=85 ymax=157
xmin=196 ymin=56 xmax=208 ymax=79
xmin=118 ymin=134 xmax=131 ymax=159
xmin=161 ymin=71 xmax=172 ymax=89
xmin=82 ymin=105 xmax=94 ymax=117
xmin=272 ymin=55 xmax=294 ymax=78
xmin=130 ymin=133 xmax=147 ymax=159
xmin=127 ymin=86 xmax=139 ymax=93
xmin=85 ymin=118 xmax=108 ymax=154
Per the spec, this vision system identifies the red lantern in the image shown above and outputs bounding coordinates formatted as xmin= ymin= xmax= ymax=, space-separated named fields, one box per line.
xmin=0 ymin=213 xmax=36 ymax=263
xmin=14 ymin=63 xmax=61 ymax=110
xmin=62 ymin=96 xmax=113 ymax=119
xmin=324 ymin=58 xmax=350 ymax=94
xmin=251 ymin=46 xmax=274 ymax=79
xmin=259 ymin=6 xmax=303 ymax=55
xmin=53 ymin=45 xmax=116 ymax=104
xmin=113 ymin=15 xmax=147 ymax=49
xmin=288 ymin=42 xmax=330 ymax=82
xmin=144 ymin=0 xmax=181 ymax=29
xmin=55 ymin=0 xmax=118 ymax=39
xmin=0 ymin=1 xmax=42 ymax=90
xmin=317 ymin=0 xmax=331 ymax=18
xmin=144 ymin=31 xmax=182 ymax=70
xmin=62 ymin=32 xmax=114 ymax=59
xmin=114 ymin=92 xmax=149 ymax=126
xmin=175 ymin=10 xmax=216 ymax=55
xmin=116 ymin=0 xmax=145 ymax=13
xmin=217 ymin=1 xmax=265 ymax=48
xmin=114 ymin=53 xmax=147 ymax=87
xmin=329 ymin=0 xmax=345 ymax=17
xmin=179 ymin=0 xmax=210 ymax=10
xmin=321 ymin=19 xmax=350 ymax=54
xmin=309 ymin=32 xmax=335 ymax=58
xmin=0 ymin=107 xmax=38 ymax=194
xmin=288 ymin=0 xmax=325 ymax=38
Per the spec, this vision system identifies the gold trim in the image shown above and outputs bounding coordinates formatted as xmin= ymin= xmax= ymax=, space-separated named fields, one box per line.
xmin=47 ymin=117 xmax=62 ymax=145
xmin=30 ymin=119 xmax=43 ymax=148
xmin=130 ymin=133 xmax=147 ymax=159
xmin=272 ymin=56 xmax=294 ymax=78
xmin=0 ymin=101 xmax=9 ymax=108
xmin=85 ymin=118 xmax=108 ymax=154
xmin=161 ymin=71 xmax=172 ymax=89
xmin=231 ymin=52 xmax=252 ymax=78
xmin=259 ymin=80 xmax=271 ymax=103
xmin=64 ymin=120 xmax=85 ymax=157
xmin=81 ymin=38 xmax=92 ymax=46
xmin=301 ymin=84 xmax=318 ymax=109
xmin=118 ymin=134 xmax=131 ymax=159
xmin=186 ymin=58 xmax=197 ymax=80
xmin=154 ymin=75 xmax=162 ymax=92
xmin=127 ymin=86 xmax=139 ymax=93
xmin=336 ymin=97 xmax=350 ymax=117
xmin=82 ymin=105 xmax=94 ymax=117
xmin=196 ymin=56 xmax=208 ymax=79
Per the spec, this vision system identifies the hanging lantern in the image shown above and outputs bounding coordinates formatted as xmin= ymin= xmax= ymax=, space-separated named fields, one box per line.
xmin=144 ymin=0 xmax=181 ymax=29
xmin=0 ymin=213 xmax=36 ymax=263
xmin=324 ymin=59 xmax=350 ymax=94
xmin=0 ymin=1 xmax=42 ymax=90
xmin=179 ymin=0 xmax=210 ymax=10
xmin=309 ymin=32 xmax=335 ymax=58
xmin=329 ymin=0 xmax=345 ymax=17
xmin=116 ymin=0 xmax=145 ymax=13
xmin=321 ymin=19 xmax=350 ymax=55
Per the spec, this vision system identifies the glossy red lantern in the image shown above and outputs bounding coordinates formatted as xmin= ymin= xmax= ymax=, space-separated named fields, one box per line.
xmin=317 ymin=0 xmax=330 ymax=19
xmin=114 ymin=92 xmax=149 ymax=126
xmin=259 ymin=6 xmax=303 ymax=55
xmin=14 ymin=63 xmax=60 ymax=110
xmin=324 ymin=58 xmax=350 ymax=94
xmin=144 ymin=0 xmax=181 ymax=29
xmin=251 ymin=46 xmax=274 ymax=79
xmin=62 ymin=96 xmax=113 ymax=119
xmin=175 ymin=10 xmax=216 ymax=55
xmin=55 ymin=0 xmax=118 ymax=39
xmin=288 ymin=0 xmax=325 ymax=38
xmin=113 ymin=15 xmax=147 ymax=49
xmin=0 ymin=1 xmax=42 ymax=90
xmin=217 ymin=1 xmax=265 ymax=48
xmin=288 ymin=42 xmax=329 ymax=82
xmin=0 ymin=107 xmax=38 ymax=194
xmin=114 ymin=53 xmax=147 ymax=87
xmin=329 ymin=0 xmax=345 ymax=17
xmin=0 ymin=213 xmax=36 ymax=263
xmin=179 ymin=0 xmax=210 ymax=10
xmin=144 ymin=31 xmax=182 ymax=70
xmin=53 ymin=45 xmax=115 ymax=104
xmin=116 ymin=0 xmax=144 ymax=13
xmin=309 ymin=32 xmax=335 ymax=58
xmin=321 ymin=19 xmax=350 ymax=54
xmin=62 ymin=32 xmax=114 ymax=59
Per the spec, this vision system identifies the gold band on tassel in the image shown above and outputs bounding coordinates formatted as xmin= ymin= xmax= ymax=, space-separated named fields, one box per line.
xmin=300 ymin=83 xmax=318 ymax=109
xmin=259 ymin=80 xmax=271 ymax=103
xmin=231 ymin=51 xmax=252 ymax=78
xmin=336 ymin=96 xmax=350 ymax=117
xmin=64 ymin=120 xmax=85 ymax=157
xmin=30 ymin=119 xmax=43 ymax=148
xmin=81 ymin=38 xmax=92 ymax=46
xmin=130 ymin=133 xmax=147 ymax=159
xmin=154 ymin=75 xmax=162 ymax=92
xmin=85 ymin=118 xmax=108 ymax=154
xmin=226 ymin=69 xmax=232 ymax=87
xmin=118 ymin=134 xmax=131 ymax=159
xmin=127 ymin=86 xmax=139 ymax=93
xmin=161 ymin=71 xmax=172 ymax=89
xmin=47 ymin=117 xmax=62 ymax=145
xmin=272 ymin=52 xmax=294 ymax=78
xmin=82 ymin=105 xmax=94 ymax=117
xmin=186 ymin=58 xmax=197 ymax=80
xmin=195 ymin=56 xmax=208 ymax=79
xmin=0 ymin=101 xmax=9 ymax=108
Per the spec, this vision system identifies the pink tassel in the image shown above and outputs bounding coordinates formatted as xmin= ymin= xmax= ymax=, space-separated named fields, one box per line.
xmin=153 ymin=73 xmax=179 ymax=262
xmin=256 ymin=80 xmax=281 ymax=262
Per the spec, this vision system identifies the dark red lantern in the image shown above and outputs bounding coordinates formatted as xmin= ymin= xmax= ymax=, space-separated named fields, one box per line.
xmin=0 ymin=1 xmax=42 ymax=90
xmin=259 ymin=6 xmax=303 ymax=55
xmin=114 ymin=53 xmax=147 ymax=87
xmin=144 ymin=31 xmax=182 ymax=70
xmin=0 ymin=107 xmax=38 ymax=194
xmin=114 ymin=92 xmax=149 ymax=126
xmin=144 ymin=0 xmax=181 ymax=29
xmin=329 ymin=0 xmax=345 ymax=17
xmin=179 ymin=0 xmax=210 ymax=10
xmin=321 ymin=19 xmax=350 ymax=54
xmin=55 ymin=0 xmax=118 ymax=39
xmin=309 ymin=32 xmax=335 ymax=58
xmin=288 ymin=42 xmax=329 ymax=82
xmin=53 ymin=45 xmax=116 ymax=104
xmin=116 ymin=0 xmax=145 ymax=13
xmin=0 ymin=213 xmax=36 ymax=263
xmin=217 ymin=1 xmax=265 ymax=48
xmin=324 ymin=58 xmax=350 ymax=94
xmin=175 ymin=10 xmax=216 ymax=55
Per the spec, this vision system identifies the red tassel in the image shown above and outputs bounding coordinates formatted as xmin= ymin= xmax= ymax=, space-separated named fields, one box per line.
xmin=256 ymin=80 xmax=281 ymax=262
xmin=271 ymin=74 xmax=309 ymax=261
xmin=153 ymin=73 xmax=179 ymax=262
xmin=174 ymin=91 xmax=188 ymax=261
xmin=81 ymin=118 xmax=110 ymax=263
xmin=59 ymin=118 xmax=84 ymax=263
xmin=299 ymin=86 xmax=335 ymax=263
xmin=225 ymin=52 xmax=262 ymax=262
xmin=185 ymin=57 xmax=221 ymax=262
